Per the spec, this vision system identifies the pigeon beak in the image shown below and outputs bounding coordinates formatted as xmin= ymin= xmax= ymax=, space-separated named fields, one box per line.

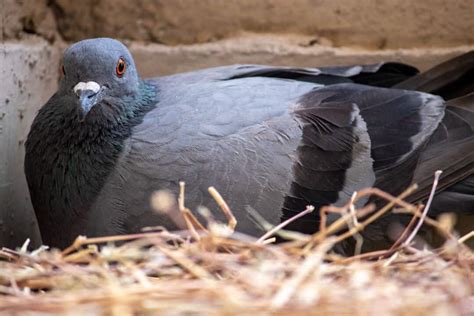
xmin=73 ymin=81 xmax=103 ymax=119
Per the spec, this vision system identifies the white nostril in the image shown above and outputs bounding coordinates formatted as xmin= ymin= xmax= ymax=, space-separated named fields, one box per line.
xmin=73 ymin=81 xmax=101 ymax=96
xmin=73 ymin=82 xmax=86 ymax=95
xmin=85 ymin=81 xmax=100 ymax=93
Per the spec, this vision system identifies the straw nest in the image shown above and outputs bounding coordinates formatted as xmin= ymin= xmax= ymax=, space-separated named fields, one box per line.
xmin=1 ymin=176 xmax=473 ymax=315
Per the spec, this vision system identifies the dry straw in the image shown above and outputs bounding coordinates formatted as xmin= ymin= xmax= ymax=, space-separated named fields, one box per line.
xmin=0 ymin=171 xmax=472 ymax=315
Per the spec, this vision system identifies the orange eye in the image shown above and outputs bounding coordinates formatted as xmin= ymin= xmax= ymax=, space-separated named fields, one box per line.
xmin=116 ymin=57 xmax=126 ymax=77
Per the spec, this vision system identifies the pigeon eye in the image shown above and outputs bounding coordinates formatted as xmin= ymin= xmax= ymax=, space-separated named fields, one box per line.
xmin=116 ymin=58 xmax=126 ymax=77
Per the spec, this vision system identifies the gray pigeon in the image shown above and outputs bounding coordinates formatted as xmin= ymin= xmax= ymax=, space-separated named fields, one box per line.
xmin=25 ymin=38 xmax=474 ymax=252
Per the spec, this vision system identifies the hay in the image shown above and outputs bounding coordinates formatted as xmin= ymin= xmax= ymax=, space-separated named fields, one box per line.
xmin=0 ymin=178 xmax=472 ymax=315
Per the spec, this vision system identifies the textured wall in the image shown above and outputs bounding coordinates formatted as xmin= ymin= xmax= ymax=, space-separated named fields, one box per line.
xmin=52 ymin=0 xmax=474 ymax=49
xmin=2 ymin=0 xmax=58 ymax=41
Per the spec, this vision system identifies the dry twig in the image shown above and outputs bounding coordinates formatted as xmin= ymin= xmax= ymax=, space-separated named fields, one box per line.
xmin=0 ymin=181 xmax=471 ymax=316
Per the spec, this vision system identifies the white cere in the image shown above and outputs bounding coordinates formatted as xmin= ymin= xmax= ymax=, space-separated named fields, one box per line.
xmin=73 ymin=81 xmax=101 ymax=95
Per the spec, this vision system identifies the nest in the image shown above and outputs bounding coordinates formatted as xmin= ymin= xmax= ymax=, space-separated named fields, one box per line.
xmin=0 ymin=174 xmax=473 ymax=315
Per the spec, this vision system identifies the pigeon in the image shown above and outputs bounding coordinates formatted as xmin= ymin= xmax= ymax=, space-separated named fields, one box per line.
xmin=25 ymin=38 xmax=474 ymax=252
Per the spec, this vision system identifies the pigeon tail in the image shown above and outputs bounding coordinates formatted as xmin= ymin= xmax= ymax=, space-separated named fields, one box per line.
xmin=394 ymin=51 xmax=474 ymax=100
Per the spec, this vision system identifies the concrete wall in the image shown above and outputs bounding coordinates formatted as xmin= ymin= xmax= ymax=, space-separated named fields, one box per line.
xmin=130 ymin=36 xmax=474 ymax=78
xmin=0 ymin=39 xmax=60 ymax=247
xmin=1 ymin=0 xmax=474 ymax=248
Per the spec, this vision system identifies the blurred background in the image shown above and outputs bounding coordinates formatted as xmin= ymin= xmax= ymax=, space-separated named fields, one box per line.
xmin=1 ymin=0 xmax=474 ymax=248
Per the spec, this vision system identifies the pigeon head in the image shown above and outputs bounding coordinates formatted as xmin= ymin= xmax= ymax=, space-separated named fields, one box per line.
xmin=61 ymin=38 xmax=141 ymax=120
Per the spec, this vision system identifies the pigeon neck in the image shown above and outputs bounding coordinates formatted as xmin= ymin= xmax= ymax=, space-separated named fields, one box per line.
xmin=26 ymin=80 xmax=158 ymax=242
xmin=65 ymin=80 xmax=158 ymax=206
xmin=108 ymin=81 xmax=157 ymax=126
